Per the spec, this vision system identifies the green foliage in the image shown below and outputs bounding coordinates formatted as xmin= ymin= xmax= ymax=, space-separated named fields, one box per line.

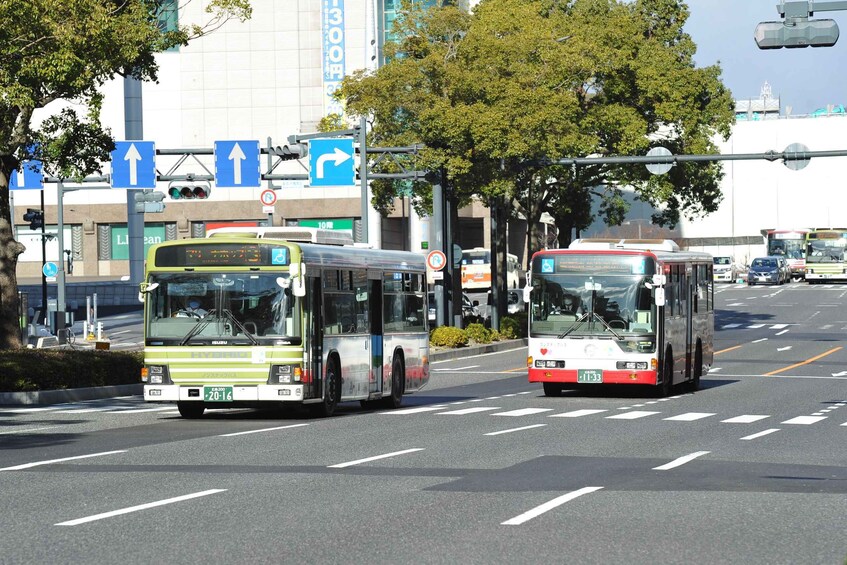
xmin=0 ymin=350 xmax=143 ymax=392
xmin=465 ymin=322 xmax=492 ymax=344
xmin=499 ymin=314 xmax=527 ymax=339
xmin=489 ymin=328 xmax=501 ymax=342
xmin=430 ymin=326 xmax=469 ymax=348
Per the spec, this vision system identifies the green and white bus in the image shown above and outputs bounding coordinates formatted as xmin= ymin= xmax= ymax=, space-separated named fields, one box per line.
xmin=140 ymin=237 xmax=430 ymax=418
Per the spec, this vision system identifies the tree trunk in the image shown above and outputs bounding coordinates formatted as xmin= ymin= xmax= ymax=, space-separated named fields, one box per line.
xmin=0 ymin=165 xmax=27 ymax=349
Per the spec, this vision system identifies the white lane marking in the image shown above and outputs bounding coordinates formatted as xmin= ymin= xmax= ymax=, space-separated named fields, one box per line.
xmin=549 ymin=409 xmax=608 ymax=418
xmin=501 ymin=487 xmax=604 ymax=526
xmin=812 ymin=412 xmax=825 ymax=416
xmin=493 ymin=408 xmax=555 ymax=417
xmin=469 ymin=398 xmax=485 ymax=403
xmin=438 ymin=407 xmax=501 ymax=416
xmin=722 ymin=323 xmax=742 ymax=329
xmin=781 ymin=416 xmax=827 ymax=425
xmin=484 ymin=396 xmax=502 ymax=400
xmin=56 ymin=489 xmax=227 ymax=526
xmin=741 ymin=429 xmax=780 ymax=440
xmin=722 ymin=415 xmax=769 ymax=424
xmin=502 ymin=394 xmax=518 ymax=397
xmin=842 ymin=422 xmax=847 ymax=427
xmin=777 ymin=346 xmax=792 ymax=352
xmin=0 ymin=407 xmax=61 ymax=414
xmin=820 ymin=324 xmax=833 ymax=330
xmin=55 ymin=408 xmax=114 ymax=414
xmin=219 ymin=423 xmax=310 ymax=437
xmin=775 ymin=329 xmax=789 ymax=336
xmin=105 ymin=407 xmax=174 ymax=414
xmin=432 ymin=365 xmax=479 ymax=372
xmin=770 ymin=324 xmax=789 ymax=329
xmin=1 ymin=450 xmax=126 ymax=471
xmin=328 ymin=448 xmax=424 ymax=469
xmin=663 ymin=412 xmax=715 ymax=422
xmin=517 ymin=391 xmax=533 ymax=395
xmin=752 ymin=338 xmax=768 ymax=343
xmin=709 ymin=367 xmax=723 ymax=373
xmin=653 ymin=451 xmax=710 ymax=470
xmin=748 ymin=324 xmax=765 ymax=328
xmin=381 ymin=406 xmax=447 ymax=415
xmin=485 ymin=424 xmax=547 ymax=436
xmin=109 ymin=329 xmax=132 ymax=336
xmin=606 ymin=411 xmax=660 ymax=420
xmin=0 ymin=426 xmax=60 ymax=435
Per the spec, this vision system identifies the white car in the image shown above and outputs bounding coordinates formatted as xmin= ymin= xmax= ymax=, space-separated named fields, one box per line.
xmin=713 ymin=256 xmax=738 ymax=282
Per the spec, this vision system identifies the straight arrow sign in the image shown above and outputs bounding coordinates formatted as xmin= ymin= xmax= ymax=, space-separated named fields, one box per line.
xmin=124 ymin=143 xmax=142 ymax=186
xmin=228 ymin=142 xmax=246 ymax=185
xmin=214 ymin=140 xmax=260 ymax=188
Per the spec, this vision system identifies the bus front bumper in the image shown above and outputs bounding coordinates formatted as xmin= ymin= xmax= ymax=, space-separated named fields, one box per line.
xmin=528 ymin=368 xmax=658 ymax=386
xmin=144 ymin=384 xmax=305 ymax=402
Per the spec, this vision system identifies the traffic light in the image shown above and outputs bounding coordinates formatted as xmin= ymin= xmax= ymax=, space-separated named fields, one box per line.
xmin=23 ymin=208 xmax=43 ymax=230
xmin=271 ymin=143 xmax=308 ymax=161
xmin=755 ymin=19 xmax=839 ymax=49
xmin=133 ymin=190 xmax=166 ymax=213
xmin=167 ymin=182 xmax=212 ymax=200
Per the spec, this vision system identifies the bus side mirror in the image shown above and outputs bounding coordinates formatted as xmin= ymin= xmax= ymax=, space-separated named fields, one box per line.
xmin=138 ymin=282 xmax=160 ymax=303
xmin=654 ymin=288 xmax=666 ymax=307
xmin=288 ymin=263 xmax=306 ymax=297
xmin=523 ymin=286 xmax=531 ymax=304
xmin=652 ymin=274 xmax=666 ymax=286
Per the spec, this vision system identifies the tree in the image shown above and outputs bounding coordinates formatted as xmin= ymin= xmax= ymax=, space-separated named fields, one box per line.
xmin=336 ymin=0 xmax=734 ymax=263
xmin=0 ymin=0 xmax=251 ymax=349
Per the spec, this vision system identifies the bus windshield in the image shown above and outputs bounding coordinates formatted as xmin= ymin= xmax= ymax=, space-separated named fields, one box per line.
xmin=768 ymin=238 xmax=805 ymax=259
xmin=806 ymin=238 xmax=847 ymax=263
xmin=529 ymin=272 xmax=655 ymax=337
xmin=144 ymin=272 xmax=301 ymax=345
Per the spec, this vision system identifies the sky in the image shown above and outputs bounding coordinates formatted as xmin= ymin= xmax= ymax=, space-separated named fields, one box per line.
xmin=684 ymin=0 xmax=847 ymax=115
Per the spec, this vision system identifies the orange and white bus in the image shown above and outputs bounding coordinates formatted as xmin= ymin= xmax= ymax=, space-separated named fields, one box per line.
xmin=525 ymin=239 xmax=714 ymax=396
xmin=762 ymin=228 xmax=809 ymax=280
xmin=461 ymin=247 xmax=519 ymax=290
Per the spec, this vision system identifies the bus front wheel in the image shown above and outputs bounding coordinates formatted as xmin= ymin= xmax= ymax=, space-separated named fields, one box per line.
xmin=312 ymin=358 xmax=340 ymax=417
xmin=177 ymin=402 xmax=205 ymax=419
xmin=659 ymin=356 xmax=674 ymax=397
xmin=381 ymin=357 xmax=404 ymax=409
xmin=543 ymin=383 xmax=563 ymax=397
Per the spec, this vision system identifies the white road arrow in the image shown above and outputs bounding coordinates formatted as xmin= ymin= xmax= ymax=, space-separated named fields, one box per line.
xmin=316 ymin=147 xmax=351 ymax=179
xmin=124 ymin=143 xmax=142 ymax=186
xmin=832 ymin=371 xmax=847 ymax=377
xmin=228 ymin=142 xmax=246 ymax=185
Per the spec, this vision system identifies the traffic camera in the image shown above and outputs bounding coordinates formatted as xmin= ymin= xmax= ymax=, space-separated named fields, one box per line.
xmin=23 ymin=208 xmax=44 ymax=230
xmin=167 ymin=181 xmax=212 ymax=200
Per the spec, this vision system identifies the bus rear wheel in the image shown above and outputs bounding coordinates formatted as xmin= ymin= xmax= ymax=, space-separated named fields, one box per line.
xmin=686 ymin=349 xmax=702 ymax=393
xmin=177 ymin=402 xmax=205 ymax=419
xmin=381 ymin=357 xmax=404 ymax=409
xmin=543 ymin=382 xmax=563 ymax=397
xmin=312 ymin=358 xmax=340 ymax=417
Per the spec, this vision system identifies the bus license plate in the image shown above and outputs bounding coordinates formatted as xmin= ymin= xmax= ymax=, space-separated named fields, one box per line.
xmin=577 ymin=369 xmax=603 ymax=384
xmin=204 ymin=386 xmax=233 ymax=402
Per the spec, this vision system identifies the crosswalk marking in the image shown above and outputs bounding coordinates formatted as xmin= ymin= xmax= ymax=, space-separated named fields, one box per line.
xmin=549 ymin=409 xmax=608 ymax=418
xmin=663 ymin=412 xmax=715 ymax=421
xmin=606 ymin=411 xmax=660 ymax=420
xmin=741 ymin=429 xmax=780 ymax=441
xmin=381 ymin=405 xmax=448 ymax=415
xmin=493 ymin=408 xmax=554 ymax=417
xmin=438 ymin=407 xmax=501 ymax=416
xmin=722 ymin=415 xmax=769 ymax=423
xmin=781 ymin=415 xmax=827 ymax=425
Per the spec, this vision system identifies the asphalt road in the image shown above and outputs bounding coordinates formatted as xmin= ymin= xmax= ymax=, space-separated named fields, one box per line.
xmin=1 ymin=281 xmax=846 ymax=564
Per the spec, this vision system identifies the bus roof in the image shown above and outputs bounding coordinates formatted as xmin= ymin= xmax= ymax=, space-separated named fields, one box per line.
xmin=206 ymin=226 xmax=354 ymax=246
xmin=569 ymin=238 xmax=680 ymax=252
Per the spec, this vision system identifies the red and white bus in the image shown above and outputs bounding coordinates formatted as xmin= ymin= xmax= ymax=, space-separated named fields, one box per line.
xmin=525 ymin=239 xmax=714 ymax=396
xmin=762 ymin=228 xmax=810 ymax=280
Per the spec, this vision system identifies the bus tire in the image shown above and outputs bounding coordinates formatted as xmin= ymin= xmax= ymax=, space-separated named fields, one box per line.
xmin=687 ymin=347 xmax=702 ymax=393
xmin=659 ymin=356 xmax=673 ymax=397
xmin=543 ymin=382 xmax=563 ymax=397
xmin=177 ymin=402 xmax=205 ymax=419
xmin=381 ymin=356 xmax=404 ymax=409
xmin=312 ymin=357 xmax=340 ymax=417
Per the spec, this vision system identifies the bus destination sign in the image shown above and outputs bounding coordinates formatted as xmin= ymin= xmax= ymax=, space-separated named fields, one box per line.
xmin=155 ymin=243 xmax=291 ymax=267
xmin=536 ymin=254 xmax=653 ymax=275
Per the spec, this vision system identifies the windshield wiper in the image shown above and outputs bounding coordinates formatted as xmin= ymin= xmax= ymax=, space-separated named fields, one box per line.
xmin=558 ymin=312 xmax=623 ymax=340
xmin=179 ymin=309 xmax=217 ymax=346
xmin=220 ymin=308 xmax=259 ymax=345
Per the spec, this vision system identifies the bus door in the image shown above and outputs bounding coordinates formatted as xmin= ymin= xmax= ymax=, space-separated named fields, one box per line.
xmin=368 ymin=272 xmax=384 ymax=395
xmin=683 ymin=265 xmax=694 ymax=380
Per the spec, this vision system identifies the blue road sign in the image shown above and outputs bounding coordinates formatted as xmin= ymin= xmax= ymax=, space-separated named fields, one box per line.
xmin=111 ymin=141 xmax=156 ymax=189
xmin=215 ymin=140 xmax=261 ymax=188
xmin=42 ymin=262 xmax=58 ymax=278
xmin=9 ymin=160 xmax=44 ymax=190
xmin=309 ymin=138 xmax=355 ymax=187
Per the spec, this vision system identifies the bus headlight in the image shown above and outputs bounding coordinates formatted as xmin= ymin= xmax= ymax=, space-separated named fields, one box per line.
xmin=145 ymin=365 xmax=171 ymax=385
xmin=616 ymin=361 xmax=648 ymax=370
xmin=535 ymin=360 xmax=565 ymax=368
xmin=269 ymin=364 xmax=302 ymax=384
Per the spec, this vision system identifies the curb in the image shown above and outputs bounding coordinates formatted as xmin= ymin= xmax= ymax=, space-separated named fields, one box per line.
xmin=0 ymin=384 xmax=143 ymax=406
xmin=429 ymin=338 xmax=527 ymax=363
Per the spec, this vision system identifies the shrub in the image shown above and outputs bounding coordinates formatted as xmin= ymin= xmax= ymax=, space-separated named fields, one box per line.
xmin=465 ymin=322 xmax=492 ymax=344
xmin=499 ymin=314 xmax=527 ymax=339
xmin=0 ymin=350 xmax=143 ymax=392
xmin=430 ymin=326 xmax=469 ymax=348
xmin=489 ymin=328 xmax=501 ymax=342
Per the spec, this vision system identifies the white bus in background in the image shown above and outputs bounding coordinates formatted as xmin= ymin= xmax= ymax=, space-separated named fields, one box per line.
xmin=461 ymin=247 xmax=520 ymax=290
xmin=206 ymin=226 xmax=353 ymax=246
xmin=525 ymin=238 xmax=714 ymax=397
